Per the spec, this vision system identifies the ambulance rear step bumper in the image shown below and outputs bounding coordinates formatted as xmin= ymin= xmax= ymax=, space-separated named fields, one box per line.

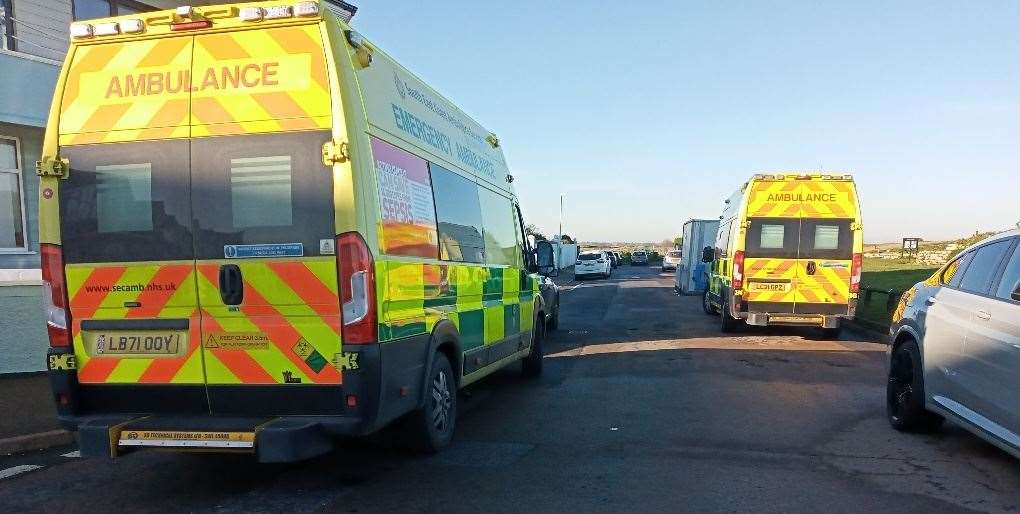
xmin=77 ymin=414 xmax=357 ymax=463
xmin=745 ymin=312 xmax=841 ymax=328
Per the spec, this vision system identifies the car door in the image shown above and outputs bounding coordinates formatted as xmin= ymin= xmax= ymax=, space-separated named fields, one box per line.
xmin=962 ymin=238 xmax=1020 ymax=434
xmin=190 ymin=131 xmax=342 ymax=414
xmin=922 ymin=251 xmax=974 ymax=402
xmin=796 ymin=219 xmax=853 ymax=315
xmin=942 ymin=239 xmax=1013 ymax=421
xmin=743 ymin=218 xmax=799 ymax=313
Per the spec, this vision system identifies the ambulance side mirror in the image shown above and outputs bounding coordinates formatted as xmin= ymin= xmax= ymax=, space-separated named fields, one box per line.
xmin=702 ymin=246 xmax=715 ymax=263
xmin=535 ymin=241 xmax=558 ymax=277
xmin=1011 ymin=281 xmax=1020 ymax=302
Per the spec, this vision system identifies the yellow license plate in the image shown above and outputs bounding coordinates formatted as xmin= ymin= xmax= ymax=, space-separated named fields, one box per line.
xmin=84 ymin=330 xmax=187 ymax=357
xmin=747 ymin=281 xmax=791 ymax=293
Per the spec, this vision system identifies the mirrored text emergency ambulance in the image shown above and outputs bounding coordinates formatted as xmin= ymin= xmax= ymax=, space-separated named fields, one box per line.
xmin=38 ymin=1 xmax=551 ymax=462
xmin=703 ymin=174 xmax=863 ymax=337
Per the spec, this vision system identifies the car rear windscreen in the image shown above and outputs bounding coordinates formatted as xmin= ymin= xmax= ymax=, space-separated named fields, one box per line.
xmin=578 ymin=254 xmax=601 ymax=261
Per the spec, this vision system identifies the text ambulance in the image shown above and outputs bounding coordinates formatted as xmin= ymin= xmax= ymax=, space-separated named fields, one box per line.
xmin=38 ymin=1 xmax=550 ymax=462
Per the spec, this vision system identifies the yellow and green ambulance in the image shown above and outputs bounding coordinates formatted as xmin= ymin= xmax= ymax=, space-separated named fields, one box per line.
xmin=38 ymin=0 xmax=555 ymax=462
xmin=703 ymin=174 xmax=863 ymax=337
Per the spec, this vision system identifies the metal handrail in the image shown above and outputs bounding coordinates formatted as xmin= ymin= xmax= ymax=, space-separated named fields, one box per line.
xmin=860 ymin=285 xmax=903 ymax=313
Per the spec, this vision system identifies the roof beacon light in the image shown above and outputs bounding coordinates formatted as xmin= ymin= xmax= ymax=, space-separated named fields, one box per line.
xmin=93 ymin=22 xmax=120 ymax=36
xmin=239 ymin=6 xmax=264 ymax=21
xmin=176 ymin=5 xmax=194 ymax=17
xmin=120 ymin=19 xmax=144 ymax=33
xmin=69 ymin=23 xmax=94 ymax=39
xmin=264 ymin=5 xmax=293 ymax=19
xmin=293 ymin=2 xmax=319 ymax=17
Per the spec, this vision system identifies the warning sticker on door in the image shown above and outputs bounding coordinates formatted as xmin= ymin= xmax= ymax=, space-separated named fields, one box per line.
xmin=224 ymin=243 xmax=304 ymax=258
xmin=205 ymin=332 xmax=271 ymax=350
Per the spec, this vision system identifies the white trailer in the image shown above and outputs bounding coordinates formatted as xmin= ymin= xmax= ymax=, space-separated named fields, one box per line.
xmin=676 ymin=219 xmax=720 ymax=295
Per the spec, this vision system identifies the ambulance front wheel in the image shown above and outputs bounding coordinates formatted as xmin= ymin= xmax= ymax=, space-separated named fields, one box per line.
xmin=408 ymin=352 xmax=457 ymax=453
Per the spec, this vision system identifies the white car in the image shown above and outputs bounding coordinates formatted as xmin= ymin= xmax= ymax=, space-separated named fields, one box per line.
xmin=888 ymin=229 xmax=1020 ymax=457
xmin=662 ymin=250 xmax=682 ymax=272
xmin=575 ymin=251 xmax=612 ymax=279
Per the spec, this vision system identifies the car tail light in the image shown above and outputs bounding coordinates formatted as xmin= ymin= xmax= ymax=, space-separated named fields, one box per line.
xmin=731 ymin=250 xmax=745 ymax=290
xmin=850 ymin=253 xmax=863 ymax=293
xmin=337 ymin=232 xmax=376 ymax=344
xmin=41 ymin=244 xmax=71 ymax=348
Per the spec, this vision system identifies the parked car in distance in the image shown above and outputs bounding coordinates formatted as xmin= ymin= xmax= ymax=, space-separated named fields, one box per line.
xmin=607 ymin=252 xmax=619 ymax=268
xmin=631 ymin=250 xmax=649 ymax=266
xmin=887 ymin=229 xmax=1020 ymax=459
xmin=576 ymin=251 xmax=612 ymax=279
xmin=662 ymin=250 xmax=682 ymax=272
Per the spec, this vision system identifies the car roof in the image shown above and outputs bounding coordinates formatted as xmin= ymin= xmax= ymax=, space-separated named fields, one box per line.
xmin=958 ymin=229 xmax=1020 ymax=256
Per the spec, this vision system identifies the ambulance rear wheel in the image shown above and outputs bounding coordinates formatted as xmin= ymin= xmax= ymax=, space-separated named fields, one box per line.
xmin=720 ymin=298 xmax=739 ymax=333
xmin=408 ymin=352 xmax=456 ymax=453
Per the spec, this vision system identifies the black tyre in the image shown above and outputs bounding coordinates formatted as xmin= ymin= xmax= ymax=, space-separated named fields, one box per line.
xmin=407 ymin=352 xmax=457 ymax=452
xmin=548 ymin=306 xmax=559 ymax=331
xmin=887 ymin=339 xmax=943 ymax=432
xmin=720 ymin=298 xmax=739 ymax=333
xmin=523 ymin=319 xmax=544 ymax=377
xmin=702 ymin=289 xmax=718 ymax=315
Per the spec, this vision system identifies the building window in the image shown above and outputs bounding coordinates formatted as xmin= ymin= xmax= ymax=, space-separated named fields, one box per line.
xmin=1 ymin=0 xmax=16 ymax=52
xmin=72 ymin=0 xmax=155 ymax=20
xmin=0 ymin=137 xmax=27 ymax=250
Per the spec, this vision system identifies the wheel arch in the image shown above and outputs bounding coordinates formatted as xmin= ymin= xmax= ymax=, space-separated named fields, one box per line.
xmin=424 ymin=319 xmax=463 ymax=401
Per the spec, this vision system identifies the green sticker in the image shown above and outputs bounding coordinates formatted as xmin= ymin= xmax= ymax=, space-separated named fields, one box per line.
xmin=305 ymin=350 xmax=327 ymax=373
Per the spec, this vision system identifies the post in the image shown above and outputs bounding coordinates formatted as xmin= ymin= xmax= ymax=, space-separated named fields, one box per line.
xmin=559 ymin=193 xmax=564 ymax=242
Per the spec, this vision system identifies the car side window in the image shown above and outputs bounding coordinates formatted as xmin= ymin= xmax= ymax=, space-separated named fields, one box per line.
xmin=993 ymin=241 xmax=1020 ymax=302
xmin=957 ymin=240 xmax=1011 ymax=295
xmin=942 ymin=252 xmax=972 ymax=287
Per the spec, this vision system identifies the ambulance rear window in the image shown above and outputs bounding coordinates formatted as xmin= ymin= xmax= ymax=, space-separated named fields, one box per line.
xmin=801 ymin=219 xmax=852 ymax=259
xmin=745 ymin=219 xmax=799 ymax=259
xmin=191 ymin=131 xmax=333 ymax=259
xmin=60 ymin=140 xmax=193 ymax=264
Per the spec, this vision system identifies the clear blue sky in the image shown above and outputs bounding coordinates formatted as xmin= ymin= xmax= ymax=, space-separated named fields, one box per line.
xmin=355 ymin=1 xmax=1020 ymax=243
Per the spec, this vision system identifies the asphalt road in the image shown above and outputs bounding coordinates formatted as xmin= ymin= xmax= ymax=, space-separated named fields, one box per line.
xmin=2 ymin=266 xmax=1018 ymax=513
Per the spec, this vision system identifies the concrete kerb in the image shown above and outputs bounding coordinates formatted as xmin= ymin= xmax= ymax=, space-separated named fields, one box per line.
xmin=0 ymin=430 xmax=74 ymax=455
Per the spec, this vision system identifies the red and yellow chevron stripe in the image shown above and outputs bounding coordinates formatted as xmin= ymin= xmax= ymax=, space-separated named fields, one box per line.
xmin=68 ymin=258 xmax=342 ymax=386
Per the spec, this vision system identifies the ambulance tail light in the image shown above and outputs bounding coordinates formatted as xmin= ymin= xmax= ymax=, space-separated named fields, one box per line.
xmin=732 ymin=250 xmax=745 ymax=291
xmin=41 ymin=244 xmax=71 ymax=348
xmin=337 ymin=232 xmax=376 ymax=344
xmin=850 ymin=253 xmax=863 ymax=293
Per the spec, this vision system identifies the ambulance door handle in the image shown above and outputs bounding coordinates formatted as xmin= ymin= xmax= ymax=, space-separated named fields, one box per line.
xmin=219 ymin=264 xmax=244 ymax=305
